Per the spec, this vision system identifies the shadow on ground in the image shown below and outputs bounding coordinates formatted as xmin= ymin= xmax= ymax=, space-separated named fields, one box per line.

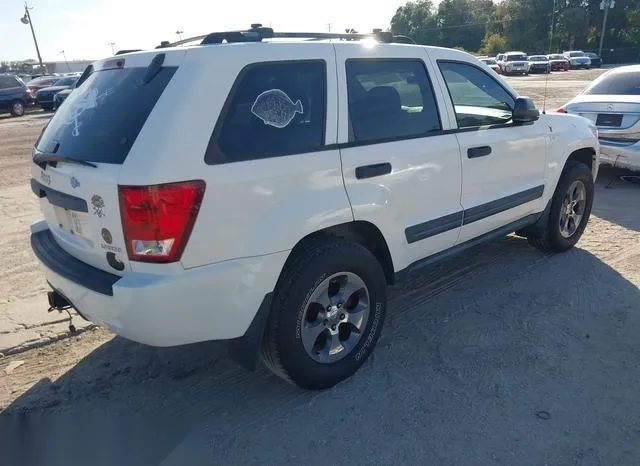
xmin=593 ymin=165 xmax=640 ymax=231
xmin=2 ymin=233 xmax=640 ymax=465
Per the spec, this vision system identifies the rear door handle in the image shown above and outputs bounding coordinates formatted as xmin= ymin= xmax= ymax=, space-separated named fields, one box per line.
xmin=467 ymin=146 xmax=492 ymax=158
xmin=355 ymin=162 xmax=392 ymax=179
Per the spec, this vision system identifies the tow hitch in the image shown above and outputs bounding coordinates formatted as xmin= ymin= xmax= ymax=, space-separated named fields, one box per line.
xmin=47 ymin=290 xmax=77 ymax=333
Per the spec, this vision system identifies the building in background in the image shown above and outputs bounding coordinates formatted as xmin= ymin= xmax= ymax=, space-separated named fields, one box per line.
xmin=43 ymin=60 xmax=94 ymax=73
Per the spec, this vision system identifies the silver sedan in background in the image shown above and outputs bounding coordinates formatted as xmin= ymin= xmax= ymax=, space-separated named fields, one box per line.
xmin=559 ymin=65 xmax=640 ymax=172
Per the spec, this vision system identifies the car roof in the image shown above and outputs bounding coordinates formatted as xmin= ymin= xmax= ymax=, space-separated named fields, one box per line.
xmin=605 ymin=64 xmax=640 ymax=74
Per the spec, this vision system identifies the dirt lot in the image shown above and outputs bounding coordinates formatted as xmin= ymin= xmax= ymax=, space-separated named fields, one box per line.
xmin=1 ymin=69 xmax=640 ymax=466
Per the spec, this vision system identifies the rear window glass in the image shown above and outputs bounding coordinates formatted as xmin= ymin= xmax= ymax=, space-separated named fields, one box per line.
xmin=35 ymin=66 xmax=177 ymax=164
xmin=506 ymin=54 xmax=526 ymax=61
xmin=583 ymin=72 xmax=640 ymax=95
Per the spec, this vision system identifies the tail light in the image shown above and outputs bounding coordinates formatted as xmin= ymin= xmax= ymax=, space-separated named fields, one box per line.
xmin=119 ymin=180 xmax=205 ymax=263
xmin=556 ymin=106 xmax=567 ymax=113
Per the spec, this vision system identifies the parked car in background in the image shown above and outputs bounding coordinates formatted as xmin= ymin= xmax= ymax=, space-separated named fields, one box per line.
xmin=26 ymin=76 xmax=59 ymax=94
xmin=563 ymin=51 xmax=591 ymax=69
xmin=35 ymin=75 xmax=79 ymax=111
xmin=501 ymin=51 xmax=529 ymax=75
xmin=547 ymin=54 xmax=570 ymax=71
xmin=53 ymin=87 xmax=73 ymax=110
xmin=479 ymin=57 xmax=501 ymax=74
xmin=527 ymin=55 xmax=551 ymax=74
xmin=585 ymin=52 xmax=602 ymax=68
xmin=0 ymin=74 xmax=34 ymax=117
xmin=558 ymin=65 xmax=640 ymax=172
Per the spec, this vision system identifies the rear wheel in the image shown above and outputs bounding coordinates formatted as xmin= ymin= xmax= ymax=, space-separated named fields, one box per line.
xmin=261 ymin=239 xmax=387 ymax=389
xmin=527 ymin=161 xmax=594 ymax=253
xmin=10 ymin=100 xmax=24 ymax=117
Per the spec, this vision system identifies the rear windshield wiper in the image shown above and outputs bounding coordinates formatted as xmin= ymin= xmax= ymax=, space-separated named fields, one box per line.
xmin=33 ymin=153 xmax=97 ymax=169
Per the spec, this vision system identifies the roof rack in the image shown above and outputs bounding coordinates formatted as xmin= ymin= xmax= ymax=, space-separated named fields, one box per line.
xmin=163 ymin=24 xmax=416 ymax=48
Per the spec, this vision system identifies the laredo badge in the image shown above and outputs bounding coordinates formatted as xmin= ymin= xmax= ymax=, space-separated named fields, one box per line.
xmin=91 ymin=194 xmax=105 ymax=218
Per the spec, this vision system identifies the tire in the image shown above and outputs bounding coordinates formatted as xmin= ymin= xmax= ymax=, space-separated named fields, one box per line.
xmin=261 ymin=238 xmax=387 ymax=389
xmin=527 ymin=161 xmax=594 ymax=253
xmin=10 ymin=100 xmax=24 ymax=117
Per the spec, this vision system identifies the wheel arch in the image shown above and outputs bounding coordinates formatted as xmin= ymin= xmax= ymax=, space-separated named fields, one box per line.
xmin=279 ymin=220 xmax=396 ymax=287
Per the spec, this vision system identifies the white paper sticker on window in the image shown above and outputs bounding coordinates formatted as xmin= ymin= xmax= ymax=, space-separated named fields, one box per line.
xmin=250 ymin=89 xmax=303 ymax=129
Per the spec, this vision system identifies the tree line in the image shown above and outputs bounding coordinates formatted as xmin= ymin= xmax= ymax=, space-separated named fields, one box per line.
xmin=390 ymin=0 xmax=640 ymax=62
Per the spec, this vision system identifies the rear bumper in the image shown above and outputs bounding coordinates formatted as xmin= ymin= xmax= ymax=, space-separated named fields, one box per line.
xmin=30 ymin=222 xmax=288 ymax=346
xmin=599 ymin=139 xmax=640 ymax=172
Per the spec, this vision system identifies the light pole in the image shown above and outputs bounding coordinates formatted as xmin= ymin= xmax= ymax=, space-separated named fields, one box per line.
xmin=59 ymin=50 xmax=71 ymax=72
xmin=108 ymin=42 xmax=116 ymax=55
xmin=176 ymin=30 xmax=184 ymax=42
xmin=598 ymin=0 xmax=615 ymax=58
xmin=326 ymin=23 xmax=333 ymax=33
xmin=20 ymin=2 xmax=44 ymax=73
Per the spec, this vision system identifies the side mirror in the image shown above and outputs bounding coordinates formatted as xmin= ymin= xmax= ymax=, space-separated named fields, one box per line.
xmin=512 ymin=97 xmax=539 ymax=123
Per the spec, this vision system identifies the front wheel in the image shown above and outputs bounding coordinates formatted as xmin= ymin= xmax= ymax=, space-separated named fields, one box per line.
xmin=527 ymin=161 xmax=594 ymax=253
xmin=10 ymin=100 xmax=24 ymax=117
xmin=262 ymin=239 xmax=387 ymax=389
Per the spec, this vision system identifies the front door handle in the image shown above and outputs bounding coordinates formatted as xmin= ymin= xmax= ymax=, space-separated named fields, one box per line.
xmin=355 ymin=162 xmax=392 ymax=179
xmin=467 ymin=146 xmax=492 ymax=158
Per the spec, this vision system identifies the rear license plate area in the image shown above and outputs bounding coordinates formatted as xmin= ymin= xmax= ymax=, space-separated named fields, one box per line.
xmin=596 ymin=113 xmax=623 ymax=127
xmin=54 ymin=206 xmax=90 ymax=237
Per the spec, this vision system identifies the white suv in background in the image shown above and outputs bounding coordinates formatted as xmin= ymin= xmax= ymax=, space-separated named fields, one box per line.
xmin=30 ymin=26 xmax=599 ymax=389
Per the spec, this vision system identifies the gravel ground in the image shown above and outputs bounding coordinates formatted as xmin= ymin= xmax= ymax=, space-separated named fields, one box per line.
xmin=2 ymin=69 xmax=640 ymax=466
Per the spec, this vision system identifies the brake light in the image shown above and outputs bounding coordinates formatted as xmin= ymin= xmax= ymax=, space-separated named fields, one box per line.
xmin=119 ymin=180 xmax=205 ymax=263
xmin=556 ymin=106 xmax=567 ymax=113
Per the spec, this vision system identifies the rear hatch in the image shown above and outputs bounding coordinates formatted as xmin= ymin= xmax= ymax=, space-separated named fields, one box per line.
xmin=31 ymin=50 xmax=183 ymax=276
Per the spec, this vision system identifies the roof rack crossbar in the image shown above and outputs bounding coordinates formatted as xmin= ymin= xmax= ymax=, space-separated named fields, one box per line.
xmin=164 ymin=26 xmax=415 ymax=48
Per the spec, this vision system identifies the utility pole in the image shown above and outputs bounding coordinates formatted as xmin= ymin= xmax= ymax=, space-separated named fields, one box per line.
xmin=20 ymin=2 xmax=44 ymax=73
xmin=598 ymin=0 xmax=615 ymax=58
xmin=108 ymin=42 xmax=116 ymax=55
xmin=325 ymin=23 xmax=334 ymax=33
xmin=548 ymin=0 xmax=557 ymax=53
xmin=59 ymin=50 xmax=70 ymax=72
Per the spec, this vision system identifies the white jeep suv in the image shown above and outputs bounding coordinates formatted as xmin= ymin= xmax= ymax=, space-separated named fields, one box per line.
xmin=30 ymin=26 xmax=599 ymax=389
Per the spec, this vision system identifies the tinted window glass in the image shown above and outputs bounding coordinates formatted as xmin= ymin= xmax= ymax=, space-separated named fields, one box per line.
xmin=439 ymin=61 xmax=515 ymax=128
xmin=346 ymin=59 xmax=440 ymax=143
xmin=213 ymin=61 xmax=326 ymax=163
xmin=53 ymin=77 xmax=78 ymax=87
xmin=584 ymin=71 xmax=640 ymax=95
xmin=0 ymin=76 xmax=19 ymax=89
xmin=36 ymin=66 xmax=176 ymax=164
xmin=506 ymin=54 xmax=526 ymax=61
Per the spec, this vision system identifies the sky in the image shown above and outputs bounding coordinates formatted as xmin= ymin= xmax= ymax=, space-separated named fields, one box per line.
xmin=1 ymin=0 xmax=409 ymax=62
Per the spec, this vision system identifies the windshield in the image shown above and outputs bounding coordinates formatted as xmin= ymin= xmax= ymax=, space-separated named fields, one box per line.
xmin=481 ymin=59 xmax=497 ymax=65
xmin=27 ymin=76 xmax=56 ymax=86
xmin=506 ymin=54 xmax=526 ymax=61
xmin=53 ymin=77 xmax=78 ymax=87
xmin=548 ymin=55 xmax=564 ymax=60
xmin=583 ymin=71 xmax=640 ymax=96
xmin=35 ymin=65 xmax=177 ymax=164
xmin=569 ymin=52 xmax=585 ymax=57
xmin=529 ymin=56 xmax=547 ymax=61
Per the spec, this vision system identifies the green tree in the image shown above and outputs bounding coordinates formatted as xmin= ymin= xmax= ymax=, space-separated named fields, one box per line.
xmin=390 ymin=0 xmax=440 ymax=45
xmin=479 ymin=32 xmax=509 ymax=55
xmin=501 ymin=0 xmax=553 ymax=53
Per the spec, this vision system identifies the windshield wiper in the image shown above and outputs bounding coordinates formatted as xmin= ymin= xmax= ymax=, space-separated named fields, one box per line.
xmin=33 ymin=152 xmax=97 ymax=169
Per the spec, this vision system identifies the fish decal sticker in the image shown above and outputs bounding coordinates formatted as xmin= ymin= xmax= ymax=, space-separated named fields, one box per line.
xmin=62 ymin=87 xmax=114 ymax=137
xmin=250 ymin=89 xmax=303 ymax=129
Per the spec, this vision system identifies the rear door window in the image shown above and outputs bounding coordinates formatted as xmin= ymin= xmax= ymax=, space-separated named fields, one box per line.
xmin=0 ymin=76 xmax=19 ymax=90
xmin=209 ymin=60 xmax=326 ymax=164
xmin=584 ymin=72 xmax=640 ymax=95
xmin=35 ymin=65 xmax=177 ymax=164
xmin=346 ymin=59 xmax=441 ymax=143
